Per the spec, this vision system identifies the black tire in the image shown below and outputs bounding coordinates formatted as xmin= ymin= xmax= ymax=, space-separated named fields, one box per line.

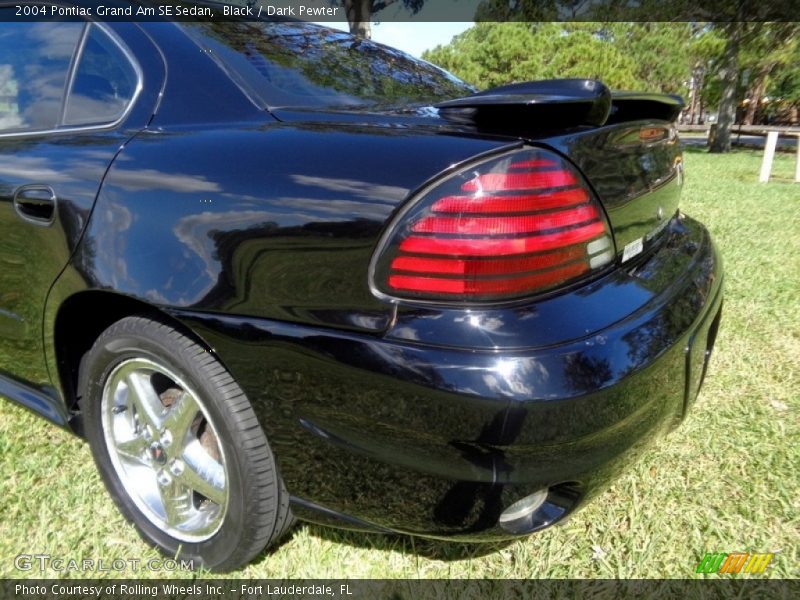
xmin=80 ymin=315 xmax=294 ymax=572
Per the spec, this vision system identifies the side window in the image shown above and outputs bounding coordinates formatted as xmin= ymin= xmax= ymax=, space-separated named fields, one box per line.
xmin=64 ymin=25 xmax=138 ymax=126
xmin=0 ymin=23 xmax=84 ymax=133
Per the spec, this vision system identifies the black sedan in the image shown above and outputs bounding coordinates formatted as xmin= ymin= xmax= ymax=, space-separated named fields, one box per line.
xmin=0 ymin=5 xmax=722 ymax=571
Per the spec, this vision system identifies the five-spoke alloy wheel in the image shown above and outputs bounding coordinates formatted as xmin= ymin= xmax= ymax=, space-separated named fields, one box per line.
xmin=102 ymin=358 xmax=229 ymax=542
xmin=81 ymin=316 xmax=294 ymax=571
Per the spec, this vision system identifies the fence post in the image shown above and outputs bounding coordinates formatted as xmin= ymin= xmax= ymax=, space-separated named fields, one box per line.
xmin=759 ymin=131 xmax=779 ymax=183
xmin=796 ymin=134 xmax=800 ymax=183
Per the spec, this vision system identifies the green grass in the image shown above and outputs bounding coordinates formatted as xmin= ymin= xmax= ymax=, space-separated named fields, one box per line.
xmin=0 ymin=148 xmax=798 ymax=580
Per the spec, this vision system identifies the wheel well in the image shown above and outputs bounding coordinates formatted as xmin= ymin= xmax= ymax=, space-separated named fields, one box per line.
xmin=53 ymin=291 xmax=212 ymax=416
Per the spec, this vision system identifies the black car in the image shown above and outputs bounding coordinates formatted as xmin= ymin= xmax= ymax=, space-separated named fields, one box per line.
xmin=0 ymin=3 xmax=722 ymax=571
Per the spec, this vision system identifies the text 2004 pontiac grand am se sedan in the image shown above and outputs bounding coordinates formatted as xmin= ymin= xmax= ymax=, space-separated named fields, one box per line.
xmin=0 ymin=3 xmax=722 ymax=571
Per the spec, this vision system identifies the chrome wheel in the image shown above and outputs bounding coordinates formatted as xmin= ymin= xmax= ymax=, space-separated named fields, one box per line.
xmin=101 ymin=358 xmax=228 ymax=542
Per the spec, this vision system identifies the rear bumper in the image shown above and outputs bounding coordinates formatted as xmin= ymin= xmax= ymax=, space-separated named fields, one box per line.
xmin=172 ymin=215 xmax=722 ymax=540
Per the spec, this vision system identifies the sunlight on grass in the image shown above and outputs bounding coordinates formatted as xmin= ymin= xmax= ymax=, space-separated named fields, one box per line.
xmin=0 ymin=147 xmax=797 ymax=579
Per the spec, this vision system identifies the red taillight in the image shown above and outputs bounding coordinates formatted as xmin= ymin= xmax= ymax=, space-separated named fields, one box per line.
xmin=411 ymin=205 xmax=600 ymax=235
xmin=431 ymin=188 xmax=589 ymax=213
xmin=370 ymin=148 xmax=615 ymax=302
xmin=460 ymin=169 xmax=577 ymax=192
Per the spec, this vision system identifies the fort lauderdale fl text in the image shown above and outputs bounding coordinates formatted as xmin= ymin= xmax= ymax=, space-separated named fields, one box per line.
xmin=18 ymin=3 xmax=340 ymax=17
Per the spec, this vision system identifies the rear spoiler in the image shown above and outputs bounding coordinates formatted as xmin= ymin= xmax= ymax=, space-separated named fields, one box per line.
xmin=606 ymin=91 xmax=684 ymax=124
xmin=435 ymin=79 xmax=683 ymax=130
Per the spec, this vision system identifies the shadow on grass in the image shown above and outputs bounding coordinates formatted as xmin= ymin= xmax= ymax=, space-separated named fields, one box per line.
xmin=682 ymin=146 xmax=711 ymax=155
xmin=680 ymin=145 xmax=756 ymax=156
xmin=683 ymin=144 xmax=763 ymax=157
xmin=682 ymin=142 xmax=796 ymax=156
xmin=256 ymin=522 xmax=516 ymax=564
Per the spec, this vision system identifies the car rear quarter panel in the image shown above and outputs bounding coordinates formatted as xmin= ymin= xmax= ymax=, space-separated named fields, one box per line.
xmin=63 ymin=122 xmax=513 ymax=332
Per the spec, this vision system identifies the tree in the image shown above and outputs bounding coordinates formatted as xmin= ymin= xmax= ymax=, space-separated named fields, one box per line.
xmin=422 ymin=22 xmax=696 ymax=93
xmin=685 ymin=25 xmax=725 ymax=124
xmin=708 ymin=23 xmax=745 ymax=153
xmin=474 ymin=0 xmax=561 ymax=21
xmin=603 ymin=22 xmax=696 ymax=95
xmin=339 ymin=0 xmax=425 ymax=38
xmin=768 ymin=42 xmax=800 ymax=124
xmin=474 ymin=0 xmax=795 ymax=22
xmin=706 ymin=20 xmax=800 ymax=151
xmin=740 ymin=24 xmax=799 ymax=125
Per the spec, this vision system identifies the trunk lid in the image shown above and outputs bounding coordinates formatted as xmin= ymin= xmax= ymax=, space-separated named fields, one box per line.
xmin=545 ymin=118 xmax=683 ymax=262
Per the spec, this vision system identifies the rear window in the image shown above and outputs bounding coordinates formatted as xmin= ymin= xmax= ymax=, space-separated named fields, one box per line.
xmin=183 ymin=22 xmax=474 ymax=109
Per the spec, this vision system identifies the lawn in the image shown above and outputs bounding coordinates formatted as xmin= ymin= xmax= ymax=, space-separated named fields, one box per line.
xmin=0 ymin=147 xmax=797 ymax=580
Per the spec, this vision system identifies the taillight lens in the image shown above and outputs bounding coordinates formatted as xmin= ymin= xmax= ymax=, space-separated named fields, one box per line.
xmin=370 ymin=148 xmax=615 ymax=302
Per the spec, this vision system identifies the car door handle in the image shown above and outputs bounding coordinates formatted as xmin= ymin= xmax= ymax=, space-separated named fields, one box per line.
xmin=13 ymin=185 xmax=57 ymax=225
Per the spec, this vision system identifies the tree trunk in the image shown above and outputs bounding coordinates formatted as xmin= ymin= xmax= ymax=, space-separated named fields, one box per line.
xmin=344 ymin=0 xmax=372 ymax=39
xmin=689 ymin=64 xmax=703 ymax=125
xmin=743 ymin=63 xmax=773 ymax=125
xmin=709 ymin=24 xmax=743 ymax=153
